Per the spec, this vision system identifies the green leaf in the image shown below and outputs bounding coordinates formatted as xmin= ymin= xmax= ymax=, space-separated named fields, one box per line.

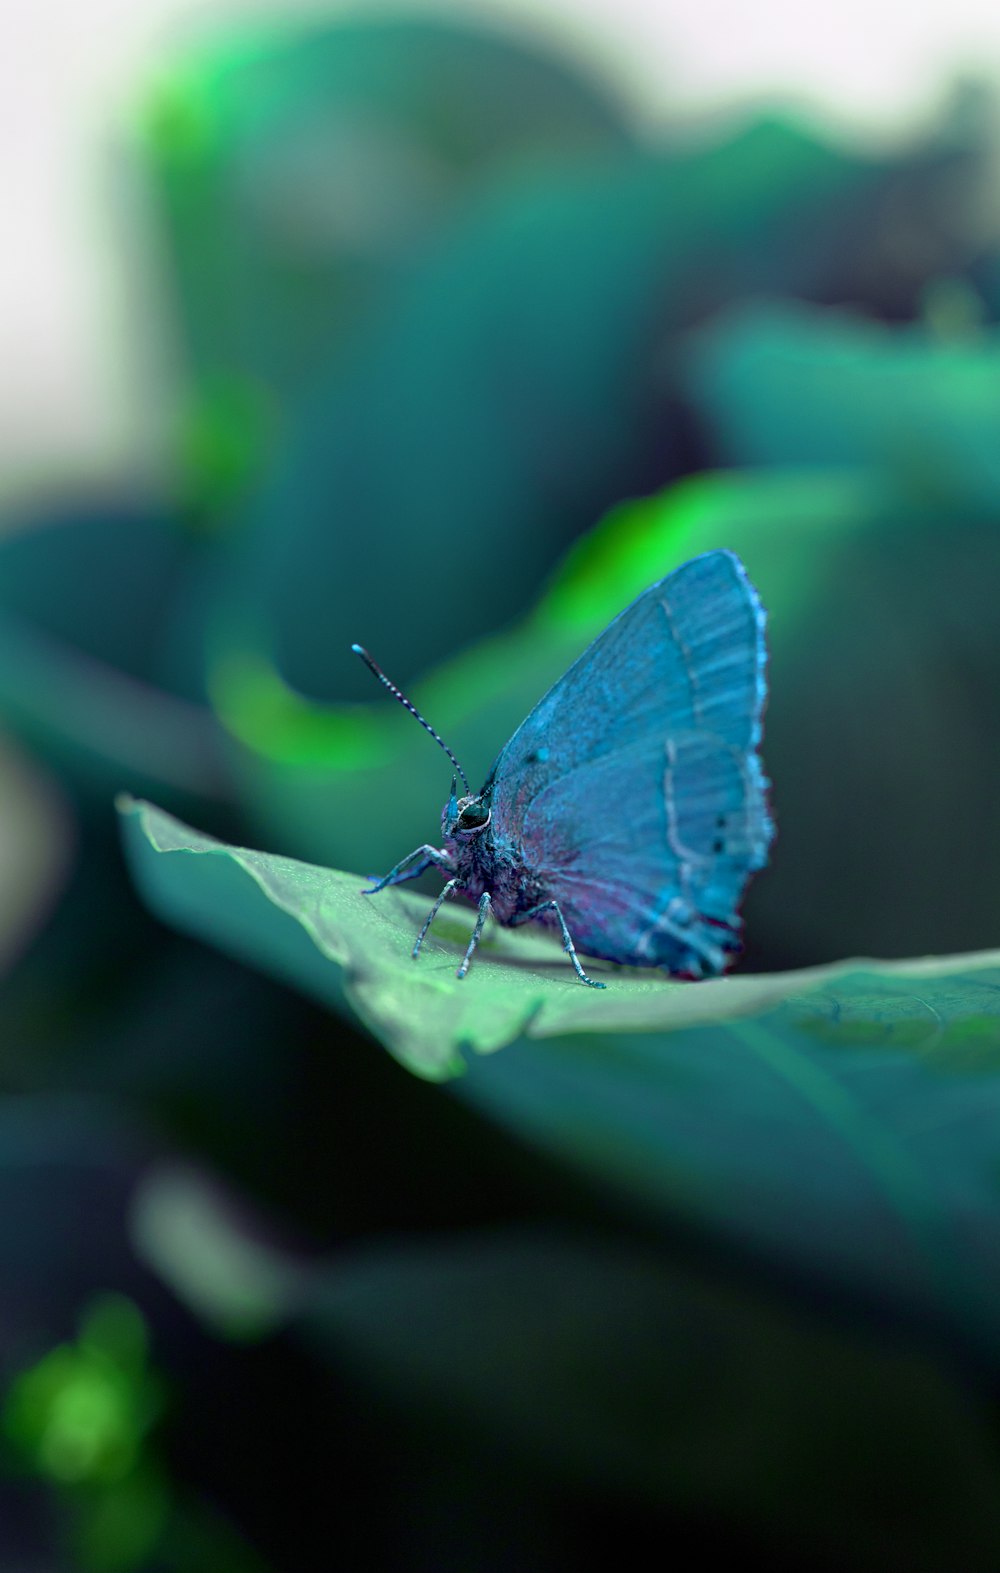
xmin=0 ymin=735 xmax=72 ymax=974
xmin=454 ymin=1011 xmax=1000 ymax=1361
xmin=686 ymin=300 xmax=1000 ymax=509
xmin=223 ymin=116 xmax=890 ymax=701
xmin=120 ymin=795 xmax=1000 ymax=1361
xmin=218 ymin=462 xmax=1000 ymax=967
xmin=128 ymin=1168 xmax=1000 ymax=1567
xmin=0 ymin=502 xmax=229 ymax=805
xmin=138 ymin=15 xmax=635 ymax=496
xmin=301 ymin=1227 xmax=1000 ymax=1571
xmin=214 ymin=468 xmax=875 ymax=876
xmin=120 ymin=795 xmax=850 ymax=1081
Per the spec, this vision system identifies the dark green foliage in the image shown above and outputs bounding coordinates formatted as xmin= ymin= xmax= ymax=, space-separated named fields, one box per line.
xmin=6 ymin=16 xmax=1000 ymax=1571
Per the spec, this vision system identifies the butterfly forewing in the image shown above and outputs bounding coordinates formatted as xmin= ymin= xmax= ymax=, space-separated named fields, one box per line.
xmin=485 ymin=550 xmax=772 ymax=974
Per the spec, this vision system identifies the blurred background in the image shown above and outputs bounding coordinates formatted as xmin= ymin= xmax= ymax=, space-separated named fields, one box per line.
xmin=6 ymin=1 xmax=1000 ymax=1568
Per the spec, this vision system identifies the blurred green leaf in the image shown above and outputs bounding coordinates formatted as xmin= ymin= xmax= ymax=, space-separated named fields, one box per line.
xmin=0 ymin=1273 xmax=270 ymax=1573
xmin=223 ymin=115 xmax=909 ymax=699
xmin=129 ymin=1165 xmax=306 ymax=1341
xmin=0 ymin=732 xmax=73 ymax=976
xmin=215 ymin=469 xmax=870 ymax=874
xmin=204 ymin=93 xmax=992 ymax=705
xmin=453 ymin=1002 xmax=1000 ymax=1360
xmin=0 ymin=501 xmax=231 ymax=805
xmin=120 ymin=794 xmax=843 ymax=1080
xmin=3 ymin=1294 xmax=169 ymax=1573
xmin=3 ymin=1296 xmax=161 ymax=1487
xmin=72 ymin=1463 xmax=170 ymax=1573
xmin=0 ymin=502 xmax=187 ymax=680
xmin=0 ymin=616 xmax=229 ymax=805
xmin=120 ymin=795 xmax=1000 ymax=1363
xmin=302 ymin=1227 xmax=1000 ymax=1572
xmin=173 ymin=377 xmax=276 ymax=523
xmin=3 ymin=107 xmax=990 ymax=834
xmin=218 ymin=463 xmax=1000 ymax=966
xmin=685 ymin=300 xmax=1000 ymax=508
xmin=126 ymin=1168 xmax=1000 ymax=1569
xmin=139 ymin=14 xmax=636 ymax=491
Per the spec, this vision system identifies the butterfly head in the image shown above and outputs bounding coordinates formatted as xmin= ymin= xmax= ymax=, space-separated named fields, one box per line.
xmin=442 ymin=787 xmax=491 ymax=840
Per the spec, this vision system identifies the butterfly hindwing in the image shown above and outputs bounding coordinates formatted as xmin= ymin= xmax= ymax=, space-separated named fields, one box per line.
xmin=485 ymin=550 xmax=772 ymax=974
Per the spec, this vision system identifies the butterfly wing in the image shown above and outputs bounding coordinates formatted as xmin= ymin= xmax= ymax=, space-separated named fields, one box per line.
xmin=485 ymin=550 xmax=773 ymax=975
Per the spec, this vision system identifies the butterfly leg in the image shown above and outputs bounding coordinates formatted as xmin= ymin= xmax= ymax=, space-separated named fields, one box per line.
xmin=412 ymin=878 xmax=459 ymax=959
xmin=456 ymin=892 xmax=492 ymax=980
xmin=515 ymin=901 xmax=606 ymax=989
xmin=362 ymin=845 xmax=454 ymax=894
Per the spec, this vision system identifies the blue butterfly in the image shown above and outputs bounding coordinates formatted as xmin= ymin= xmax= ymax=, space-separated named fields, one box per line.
xmin=354 ymin=549 xmax=773 ymax=986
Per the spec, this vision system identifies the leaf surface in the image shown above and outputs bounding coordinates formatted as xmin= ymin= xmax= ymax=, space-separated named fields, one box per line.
xmin=121 ymin=796 xmax=1000 ymax=1358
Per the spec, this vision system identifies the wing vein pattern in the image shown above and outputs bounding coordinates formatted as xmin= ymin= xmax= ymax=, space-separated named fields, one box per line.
xmin=485 ymin=550 xmax=773 ymax=975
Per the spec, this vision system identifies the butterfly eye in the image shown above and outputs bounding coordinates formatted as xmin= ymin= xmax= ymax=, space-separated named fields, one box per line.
xmin=458 ymin=802 xmax=490 ymax=830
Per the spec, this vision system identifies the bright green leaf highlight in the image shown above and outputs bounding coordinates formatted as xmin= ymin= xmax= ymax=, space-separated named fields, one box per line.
xmin=3 ymin=1295 xmax=162 ymax=1487
xmin=211 ymin=648 xmax=397 ymax=768
xmin=210 ymin=466 xmax=878 ymax=770
xmin=130 ymin=1165 xmax=307 ymax=1340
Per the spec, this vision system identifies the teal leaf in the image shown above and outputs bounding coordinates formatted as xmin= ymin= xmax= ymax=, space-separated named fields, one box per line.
xmin=120 ymin=795 xmax=848 ymax=1080
xmin=0 ymin=735 xmax=72 ymax=974
xmin=453 ymin=1006 xmax=1000 ymax=1361
xmin=686 ymin=300 xmax=1000 ymax=509
xmin=126 ymin=1171 xmax=1000 ymax=1567
xmin=301 ymin=1227 xmax=1000 ymax=1571
xmin=120 ymin=796 xmax=1000 ymax=1362
xmin=213 ymin=469 xmax=876 ymax=878
xmin=219 ymin=463 xmax=1000 ymax=966
xmin=227 ymin=116 xmax=893 ymax=701
xmin=0 ymin=502 xmax=229 ymax=805
xmin=140 ymin=16 xmax=635 ymax=450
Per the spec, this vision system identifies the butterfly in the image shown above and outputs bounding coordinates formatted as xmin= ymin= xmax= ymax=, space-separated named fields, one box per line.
xmin=354 ymin=549 xmax=773 ymax=987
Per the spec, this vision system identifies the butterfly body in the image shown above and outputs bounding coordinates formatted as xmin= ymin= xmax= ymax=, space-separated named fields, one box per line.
xmin=359 ymin=549 xmax=773 ymax=986
xmin=440 ymin=818 xmax=538 ymax=924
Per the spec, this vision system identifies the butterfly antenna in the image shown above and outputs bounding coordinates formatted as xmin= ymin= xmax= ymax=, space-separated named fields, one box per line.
xmin=352 ymin=644 xmax=470 ymax=793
